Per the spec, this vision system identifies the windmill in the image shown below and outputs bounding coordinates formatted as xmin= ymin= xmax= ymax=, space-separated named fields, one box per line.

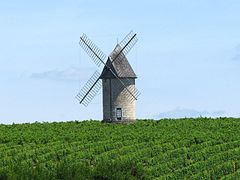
xmin=76 ymin=31 xmax=140 ymax=123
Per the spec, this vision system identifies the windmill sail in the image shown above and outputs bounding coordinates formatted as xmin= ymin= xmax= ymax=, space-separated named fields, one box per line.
xmin=112 ymin=31 xmax=138 ymax=64
xmin=119 ymin=31 xmax=138 ymax=56
xmin=76 ymin=71 xmax=102 ymax=106
xmin=79 ymin=34 xmax=106 ymax=67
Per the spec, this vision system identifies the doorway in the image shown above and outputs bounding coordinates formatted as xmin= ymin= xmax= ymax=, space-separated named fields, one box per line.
xmin=116 ymin=108 xmax=122 ymax=120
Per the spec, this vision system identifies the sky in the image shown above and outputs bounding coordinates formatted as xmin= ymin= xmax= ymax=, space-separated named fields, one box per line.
xmin=1 ymin=0 xmax=240 ymax=124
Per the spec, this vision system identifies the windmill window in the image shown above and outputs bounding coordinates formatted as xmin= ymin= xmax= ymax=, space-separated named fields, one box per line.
xmin=116 ymin=108 xmax=122 ymax=120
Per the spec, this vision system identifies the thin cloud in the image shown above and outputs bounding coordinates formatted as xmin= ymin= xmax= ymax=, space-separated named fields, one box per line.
xmin=232 ymin=54 xmax=240 ymax=61
xmin=154 ymin=107 xmax=225 ymax=119
xmin=232 ymin=44 xmax=240 ymax=61
xmin=30 ymin=67 xmax=94 ymax=82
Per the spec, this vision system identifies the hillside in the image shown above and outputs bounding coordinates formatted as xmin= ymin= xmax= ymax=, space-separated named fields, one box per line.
xmin=1 ymin=118 xmax=240 ymax=179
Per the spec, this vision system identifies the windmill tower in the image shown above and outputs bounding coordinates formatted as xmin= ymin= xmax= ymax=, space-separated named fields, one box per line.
xmin=76 ymin=31 xmax=140 ymax=123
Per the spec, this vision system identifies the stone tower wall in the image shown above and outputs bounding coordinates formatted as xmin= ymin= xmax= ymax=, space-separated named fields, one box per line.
xmin=102 ymin=78 xmax=136 ymax=122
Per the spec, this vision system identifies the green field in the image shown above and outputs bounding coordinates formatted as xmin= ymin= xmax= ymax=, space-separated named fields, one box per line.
xmin=1 ymin=118 xmax=240 ymax=179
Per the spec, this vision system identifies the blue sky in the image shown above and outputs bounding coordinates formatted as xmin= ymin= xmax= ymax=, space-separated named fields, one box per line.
xmin=1 ymin=0 xmax=240 ymax=124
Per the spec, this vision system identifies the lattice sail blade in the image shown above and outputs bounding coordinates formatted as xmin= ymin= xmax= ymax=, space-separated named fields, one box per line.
xmin=117 ymin=78 xmax=141 ymax=102
xmin=112 ymin=31 xmax=138 ymax=63
xmin=76 ymin=71 xmax=102 ymax=106
xmin=79 ymin=34 xmax=106 ymax=67
xmin=128 ymin=85 xmax=141 ymax=100
xmin=119 ymin=31 xmax=138 ymax=55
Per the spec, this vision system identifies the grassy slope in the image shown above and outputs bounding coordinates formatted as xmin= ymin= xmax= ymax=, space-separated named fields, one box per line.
xmin=0 ymin=118 xmax=240 ymax=179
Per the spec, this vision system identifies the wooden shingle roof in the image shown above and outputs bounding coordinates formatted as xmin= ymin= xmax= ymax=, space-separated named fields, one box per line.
xmin=100 ymin=44 xmax=137 ymax=79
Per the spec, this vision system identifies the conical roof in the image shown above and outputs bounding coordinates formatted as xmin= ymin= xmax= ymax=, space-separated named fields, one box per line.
xmin=100 ymin=44 xmax=137 ymax=79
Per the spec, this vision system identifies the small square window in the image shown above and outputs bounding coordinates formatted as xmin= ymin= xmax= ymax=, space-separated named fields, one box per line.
xmin=116 ymin=108 xmax=122 ymax=120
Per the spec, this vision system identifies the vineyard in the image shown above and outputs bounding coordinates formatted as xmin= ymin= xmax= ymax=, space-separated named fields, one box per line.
xmin=1 ymin=118 xmax=240 ymax=179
